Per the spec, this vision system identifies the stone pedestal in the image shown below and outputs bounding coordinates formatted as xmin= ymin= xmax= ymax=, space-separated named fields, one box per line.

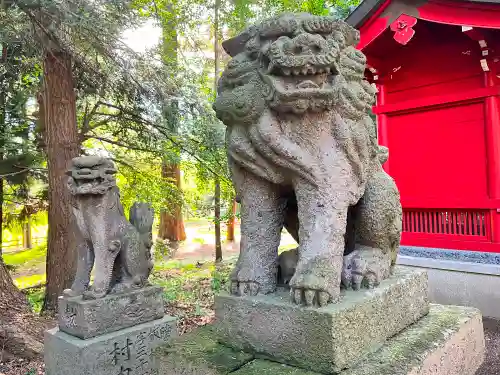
xmin=45 ymin=288 xmax=177 ymax=375
xmin=216 ymin=267 xmax=429 ymax=373
xmin=58 ymin=286 xmax=165 ymax=339
xmin=153 ymin=268 xmax=485 ymax=375
xmin=46 ymin=316 xmax=177 ymax=375
xmin=153 ymin=305 xmax=484 ymax=375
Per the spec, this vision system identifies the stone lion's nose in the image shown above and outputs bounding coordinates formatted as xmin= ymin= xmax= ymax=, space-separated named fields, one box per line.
xmin=291 ymin=34 xmax=324 ymax=55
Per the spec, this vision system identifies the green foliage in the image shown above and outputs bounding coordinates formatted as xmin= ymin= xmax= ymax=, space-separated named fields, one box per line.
xmin=24 ymin=286 xmax=45 ymax=314
xmin=153 ymin=239 xmax=176 ymax=262
xmin=3 ymin=242 xmax=46 ymax=266
xmin=151 ymin=259 xmax=232 ymax=304
xmin=14 ymin=273 xmax=46 ymax=289
xmin=114 ymin=157 xmax=181 ymax=217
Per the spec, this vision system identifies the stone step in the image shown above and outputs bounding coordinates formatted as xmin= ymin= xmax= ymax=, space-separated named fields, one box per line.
xmin=215 ymin=267 xmax=429 ymax=373
xmin=153 ymin=304 xmax=485 ymax=375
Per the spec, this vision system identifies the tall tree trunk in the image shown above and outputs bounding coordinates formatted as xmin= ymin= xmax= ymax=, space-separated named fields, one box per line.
xmin=41 ymin=50 xmax=80 ymax=314
xmin=226 ymin=198 xmax=237 ymax=242
xmin=0 ymin=259 xmax=45 ymax=359
xmin=0 ymin=44 xmax=6 ymax=260
xmin=0 ymin=260 xmax=29 ymax=313
xmin=213 ymin=0 xmax=222 ymax=262
xmin=157 ymin=7 xmax=186 ymax=243
xmin=158 ymin=163 xmax=186 ymax=242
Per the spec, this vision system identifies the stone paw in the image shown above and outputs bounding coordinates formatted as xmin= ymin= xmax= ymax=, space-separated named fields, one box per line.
xmin=341 ymin=245 xmax=391 ymax=290
xmin=229 ymin=263 xmax=276 ymax=297
xmin=63 ymin=288 xmax=84 ymax=297
xmin=82 ymin=289 xmax=107 ymax=300
xmin=288 ymin=256 xmax=341 ymax=307
xmin=230 ymin=280 xmax=261 ymax=296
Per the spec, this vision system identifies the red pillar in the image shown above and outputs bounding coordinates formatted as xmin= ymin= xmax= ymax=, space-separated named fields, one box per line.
xmin=484 ymin=70 xmax=500 ymax=243
xmin=376 ymin=81 xmax=390 ymax=173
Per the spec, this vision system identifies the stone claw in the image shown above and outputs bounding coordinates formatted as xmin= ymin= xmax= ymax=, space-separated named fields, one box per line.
xmin=290 ymin=288 xmax=332 ymax=307
xmin=366 ymin=273 xmax=378 ymax=289
xmin=304 ymin=290 xmax=315 ymax=306
xmin=352 ymin=274 xmax=363 ymax=290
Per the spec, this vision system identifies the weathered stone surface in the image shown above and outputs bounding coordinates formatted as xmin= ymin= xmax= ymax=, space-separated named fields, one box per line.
xmin=64 ymin=155 xmax=155 ymax=300
xmin=215 ymin=267 xmax=429 ymax=374
xmin=233 ymin=361 xmax=320 ymax=375
xmin=213 ymin=12 xmax=401 ymax=306
xmin=342 ymin=304 xmax=485 ymax=375
xmin=45 ymin=315 xmax=177 ymax=375
xmin=58 ymin=286 xmax=165 ymax=339
xmin=154 ymin=326 xmax=254 ymax=375
xmin=152 ymin=305 xmax=483 ymax=375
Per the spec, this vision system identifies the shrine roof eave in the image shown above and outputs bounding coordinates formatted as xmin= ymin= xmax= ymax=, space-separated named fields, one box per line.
xmin=346 ymin=0 xmax=500 ymax=51
xmin=345 ymin=0 xmax=387 ymax=30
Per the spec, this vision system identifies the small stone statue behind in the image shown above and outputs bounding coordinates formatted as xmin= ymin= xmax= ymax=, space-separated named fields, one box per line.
xmin=64 ymin=155 xmax=154 ymax=300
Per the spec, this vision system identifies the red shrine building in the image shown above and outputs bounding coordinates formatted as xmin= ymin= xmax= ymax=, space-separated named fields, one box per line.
xmin=346 ymin=0 xmax=500 ymax=253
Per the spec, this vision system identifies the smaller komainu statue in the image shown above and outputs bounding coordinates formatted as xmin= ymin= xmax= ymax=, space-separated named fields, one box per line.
xmin=63 ymin=156 xmax=155 ymax=300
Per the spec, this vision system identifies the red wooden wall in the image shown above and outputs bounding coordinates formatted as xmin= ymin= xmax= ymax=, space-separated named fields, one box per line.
xmin=366 ymin=20 xmax=500 ymax=252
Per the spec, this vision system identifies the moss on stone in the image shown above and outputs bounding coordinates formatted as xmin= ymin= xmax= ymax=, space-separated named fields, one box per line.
xmin=232 ymin=360 xmax=321 ymax=375
xmin=154 ymin=325 xmax=254 ymax=375
xmin=341 ymin=304 xmax=480 ymax=375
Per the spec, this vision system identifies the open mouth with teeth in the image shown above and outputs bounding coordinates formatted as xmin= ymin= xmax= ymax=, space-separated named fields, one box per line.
xmin=261 ymin=59 xmax=340 ymax=102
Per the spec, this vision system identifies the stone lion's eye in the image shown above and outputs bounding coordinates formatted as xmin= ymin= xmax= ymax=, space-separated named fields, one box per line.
xmin=293 ymin=46 xmax=303 ymax=54
xmin=312 ymin=44 xmax=321 ymax=53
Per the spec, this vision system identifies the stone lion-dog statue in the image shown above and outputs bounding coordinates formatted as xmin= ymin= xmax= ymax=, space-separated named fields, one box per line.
xmin=213 ymin=13 xmax=402 ymax=306
xmin=64 ymin=155 xmax=154 ymax=299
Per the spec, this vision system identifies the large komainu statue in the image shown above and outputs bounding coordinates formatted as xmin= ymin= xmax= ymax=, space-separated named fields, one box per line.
xmin=214 ymin=13 xmax=402 ymax=306
xmin=64 ymin=156 xmax=154 ymax=299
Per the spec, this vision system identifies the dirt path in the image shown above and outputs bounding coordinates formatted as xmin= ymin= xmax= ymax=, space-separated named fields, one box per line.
xmin=169 ymin=221 xmax=297 ymax=263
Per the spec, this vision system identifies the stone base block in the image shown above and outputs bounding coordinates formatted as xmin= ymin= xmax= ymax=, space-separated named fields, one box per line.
xmin=45 ymin=315 xmax=177 ymax=375
xmin=215 ymin=267 xmax=429 ymax=373
xmin=153 ymin=305 xmax=484 ymax=375
xmin=58 ymin=285 xmax=165 ymax=339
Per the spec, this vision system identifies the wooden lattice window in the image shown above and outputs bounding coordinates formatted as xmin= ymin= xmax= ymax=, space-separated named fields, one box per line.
xmin=402 ymin=210 xmax=487 ymax=237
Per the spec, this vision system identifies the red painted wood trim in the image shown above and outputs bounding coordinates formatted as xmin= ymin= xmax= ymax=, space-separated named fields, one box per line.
xmin=357 ymin=0 xmax=391 ymax=51
xmin=483 ymin=71 xmax=500 ymax=243
xmin=401 ymin=199 xmax=500 ymax=210
xmin=356 ymin=0 xmax=500 ymax=52
xmin=373 ymin=86 xmax=500 ymax=115
xmin=401 ymin=233 xmax=500 ymax=253
xmin=418 ymin=0 xmax=500 ymax=29
xmin=376 ymin=83 xmax=390 ymax=173
xmin=403 ymin=232 xmax=489 ymax=243
xmin=359 ymin=0 xmax=392 ymax=31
